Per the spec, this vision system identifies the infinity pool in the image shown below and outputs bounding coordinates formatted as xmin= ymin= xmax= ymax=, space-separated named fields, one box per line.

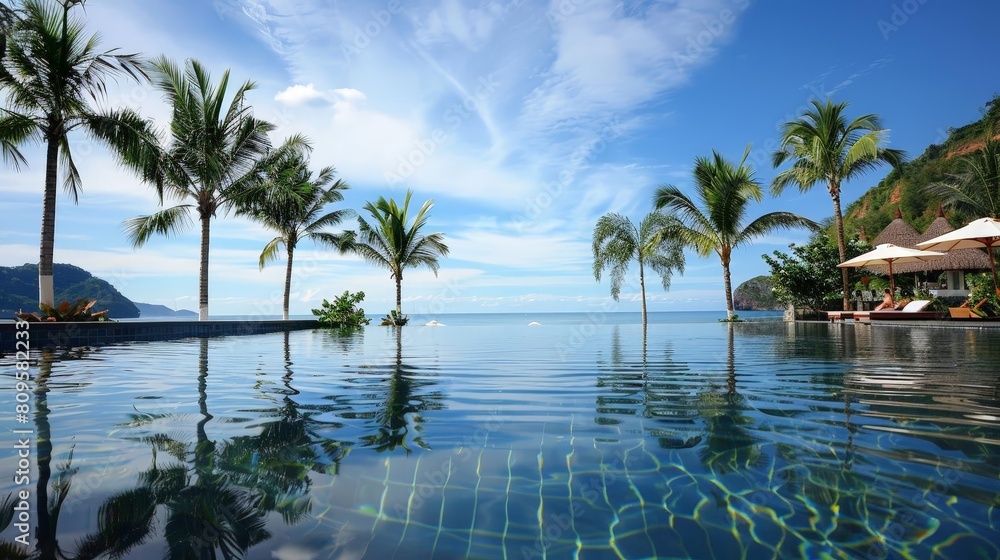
xmin=1 ymin=316 xmax=999 ymax=559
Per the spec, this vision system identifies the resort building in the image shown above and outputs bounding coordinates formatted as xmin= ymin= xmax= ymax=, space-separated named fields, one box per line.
xmin=867 ymin=206 xmax=991 ymax=298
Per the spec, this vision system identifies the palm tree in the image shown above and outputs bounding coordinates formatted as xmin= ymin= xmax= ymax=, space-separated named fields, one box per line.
xmin=655 ymin=147 xmax=818 ymax=319
xmin=592 ymin=211 xmax=686 ymax=328
xmin=124 ymin=56 xmax=277 ymax=320
xmin=0 ymin=0 xmax=160 ymax=308
xmin=353 ymin=190 xmax=449 ymax=323
xmin=235 ymin=137 xmax=355 ymax=320
xmin=926 ymin=133 xmax=1000 ymax=219
xmin=771 ymin=99 xmax=904 ymax=311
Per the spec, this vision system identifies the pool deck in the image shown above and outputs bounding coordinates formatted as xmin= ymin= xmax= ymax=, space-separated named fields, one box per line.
xmin=819 ymin=315 xmax=1000 ymax=329
xmin=0 ymin=318 xmax=320 ymax=349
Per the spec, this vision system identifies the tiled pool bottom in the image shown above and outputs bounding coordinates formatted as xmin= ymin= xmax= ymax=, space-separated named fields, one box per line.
xmin=1 ymin=320 xmax=998 ymax=559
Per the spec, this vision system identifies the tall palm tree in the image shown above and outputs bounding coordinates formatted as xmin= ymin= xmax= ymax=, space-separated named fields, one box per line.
xmin=592 ymin=211 xmax=686 ymax=328
xmin=124 ymin=56 xmax=277 ymax=320
xmin=0 ymin=0 xmax=160 ymax=308
xmin=353 ymin=190 xmax=449 ymax=323
xmin=235 ymin=138 xmax=355 ymax=320
xmin=926 ymin=133 xmax=1000 ymax=219
xmin=655 ymin=147 xmax=818 ymax=319
xmin=771 ymin=99 xmax=904 ymax=311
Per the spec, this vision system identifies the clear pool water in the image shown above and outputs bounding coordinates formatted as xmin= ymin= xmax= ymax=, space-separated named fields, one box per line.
xmin=1 ymin=315 xmax=999 ymax=559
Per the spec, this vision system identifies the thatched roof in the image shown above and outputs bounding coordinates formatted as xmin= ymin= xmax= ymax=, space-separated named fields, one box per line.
xmin=868 ymin=205 xmax=992 ymax=274
xmin=871 ymin=207 xmax=920 ymax=247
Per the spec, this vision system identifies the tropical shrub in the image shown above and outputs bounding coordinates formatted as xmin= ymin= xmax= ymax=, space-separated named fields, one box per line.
xmin=965 ymin=273 xmax=1000 ymax=317
xmin=379 ymin=310 xmax=409 ymax=326
xmin=16 ymin=299 xmax=109 ymax=322
xmin=312 ymin=291 xmax=371 ymax=328
xmin=763 ymin=233 xmax=870 ymax=312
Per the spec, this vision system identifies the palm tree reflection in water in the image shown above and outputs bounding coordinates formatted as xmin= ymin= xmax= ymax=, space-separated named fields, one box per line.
xmin=68 ymin=339 xmax=272 ymax=558
xmin=34 ymin=350 xmax=76 ymax=559
xmin=698 ymin=325 xmax=763 ymax=475
xmin=360 ymin=328 xmax=445 ymax=454
xmin=70 ymin=336 xmax=351 ymax=558
xmin=1 ymin=350 xmax=90 ymax=559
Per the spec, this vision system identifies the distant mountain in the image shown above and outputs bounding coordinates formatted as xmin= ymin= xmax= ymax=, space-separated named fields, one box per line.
xmin=0 ymin=263 xmax=140 ymax=318
xmin=733 ymin=275 xmax=782 ymax=311
xmin=134 ymin=302 xmax=197 ymax=317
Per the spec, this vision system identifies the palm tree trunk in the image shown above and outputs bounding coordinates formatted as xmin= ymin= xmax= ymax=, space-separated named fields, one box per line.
xmin=283 ymin=244 xmax=294 ymax=321
xmin=395 ymin=270 xmax=403 ymax=317
xmin=38 ymin=136 xmax=59 ymax=308
xmin=831 ymin=191 xmax=850 ymax=311
xmin=199 ymin=214 xmax=211 ymax=321
xmin=638 ymin=259 xmax=647 ymax=328
xmin=723 ymin=260 xmax=735 ymax=319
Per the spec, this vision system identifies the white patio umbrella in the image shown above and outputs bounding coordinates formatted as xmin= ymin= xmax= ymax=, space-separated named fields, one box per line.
xmin=837 ymin=243 xmax=945 ymax=294
xmin=916 ymin=217 xmax=1000 ymax=295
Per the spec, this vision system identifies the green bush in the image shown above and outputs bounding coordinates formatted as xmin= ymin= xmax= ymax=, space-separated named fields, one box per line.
xmin=965 ymin=273 xmax=1000 ymax=317
xmin=763 ymin=233 xmax=870 ymax=312
xmin=312 ymin=291 xmax=371 ymax=328
xmin=379 ymin=309 xmax=409 ymax=326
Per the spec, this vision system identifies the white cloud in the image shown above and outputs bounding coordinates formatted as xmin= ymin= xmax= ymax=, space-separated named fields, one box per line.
xmin=274 ymin=83 xmax=329 ymax=106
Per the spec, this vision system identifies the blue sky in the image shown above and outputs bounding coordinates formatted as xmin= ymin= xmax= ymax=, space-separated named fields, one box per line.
xmin=2 ymin=0 xmax=998 ymax=317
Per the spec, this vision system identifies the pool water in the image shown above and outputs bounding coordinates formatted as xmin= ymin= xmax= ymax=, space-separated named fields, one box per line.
xmin=1 ymin=317 xmax=999 ymax=559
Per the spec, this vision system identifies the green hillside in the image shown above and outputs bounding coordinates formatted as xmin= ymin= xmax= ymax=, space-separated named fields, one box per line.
xmin=843 ymin=96 xmax=1000 ymax=238
xmin=0 ymin=263 xmax=140 ymax=318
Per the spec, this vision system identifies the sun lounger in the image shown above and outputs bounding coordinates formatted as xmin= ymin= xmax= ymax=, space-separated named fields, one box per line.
xmin=949 ymin=298 xmax=989 ymax=319
xmin=948 ymin=307 xmax=981 ymax=319
xmin=828 ymin=298 xmax=916 ymax=322
xmin=867 ymin=300 xmax=946 ymax=321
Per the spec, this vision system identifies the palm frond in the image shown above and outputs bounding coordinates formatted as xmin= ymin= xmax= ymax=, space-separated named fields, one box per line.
xmin=641 ymin=212 xmax=686 ymax=291
xmin=772 ymin=99 xmax=905 ymax=197
xmin=258 ymin=237 xmax=283 ymax=270
xmin=0 ymin=110 xmax=35 ymax=170
xmin=123 ymin=206 xmax=193 ymax=248
xmin=310 ymin=230 xmax=356 ymax=254
xmin=592 ymin=212 xmax=637 ymax=295
xmin=653 ymin=184 xmax=719 ymax=256
xmin=58 ymin=134 xmax=82 ymax=202
xmin=354 ymin=215 xmax=395 ymax=271
xmin=353 ymin=190 xmax=447 ymax=293
xmin=303 ymin=207 xmax=354 ymax=232
xmin=737 ymin=211 xmax=819 ymax=247
xmin=83 ymin=108 xmax=165 ymax=190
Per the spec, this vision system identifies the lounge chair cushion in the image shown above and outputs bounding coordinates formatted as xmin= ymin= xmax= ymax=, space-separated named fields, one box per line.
xmin=901 ymin=300 xmax=931 ymax=312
